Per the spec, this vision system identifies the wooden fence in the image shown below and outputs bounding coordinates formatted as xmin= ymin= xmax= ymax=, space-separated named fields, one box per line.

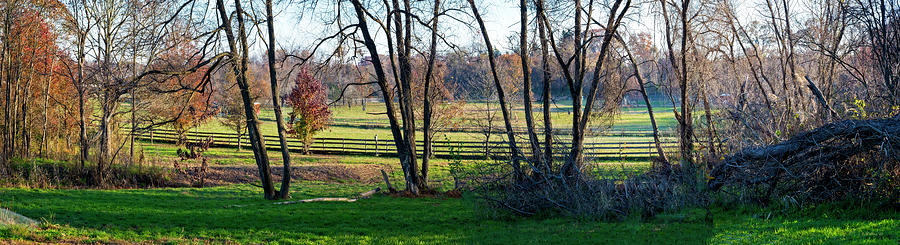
xmin=132 ymin=128 xmax=679 ymax=160
xmin=329 ymin=121 xmax=670 ymax=137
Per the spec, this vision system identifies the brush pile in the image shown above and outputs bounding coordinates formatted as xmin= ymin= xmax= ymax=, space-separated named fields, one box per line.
xmin=709 ymin=115 xmax=900 ymax=203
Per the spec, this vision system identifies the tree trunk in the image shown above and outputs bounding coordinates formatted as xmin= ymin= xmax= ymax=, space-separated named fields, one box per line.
xmin=468 ymin=0 xmax=522 ymax=177
xmin=566 ymin=0 xmax=585 ymax=176
xmin=701 ymin=90 xmax=718 ymax=160
xmin=217 ymin=0 xmax=276 ymax=200
xmin=659 ymin=0 xmax=694 ymax=173
xmin=349 ymin=0 xmax=418 ymax=194
xmin=265 ymin=0 xmax=293 ymax=200
xmin=41 ymin=59 xmax=55 ymax=157
xmin=678 ymin=0 xmax=694 ymax=174
xmin=130 ymin=14 xmax=138 ymax=169
xmin=570 ymin=0 xmax=629 ymax=176
xmin=78 ymin=56 xmax=88 ymax=170
xmin=22 ymin=60 xmax=35 ymax=159
xmin=391 ymin=0 xmax=421 ymax=192
xmin=536 ymin=0 xmax=553 ymax=168
xmin=236 ymin=130 xmax=242 ymax=151
xmin=98 ymin=107 xmax=112 ymax=184
xmin=520 ymin=0 xmax=543 ymax=165
xmin=621 ymin=39 xmax=669 ymax=164
xmin=421 ymin=0 xmax=440 ymax=182
xmin=1 ymin=9 xmax=9 ymax=164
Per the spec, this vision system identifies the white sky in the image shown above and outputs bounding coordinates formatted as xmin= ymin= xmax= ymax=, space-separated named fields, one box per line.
xmin=254 ymin=0 xmax=781 ymax=60
xmin=258 ymin=1 xmax=524 ymax=58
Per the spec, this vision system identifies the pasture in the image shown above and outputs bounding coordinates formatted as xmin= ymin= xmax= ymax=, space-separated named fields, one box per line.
xmin=2 ymin=104 xmax=897 ymax=244
xmin=188 ymin=102 xmax=680 ymax=141
xmin=1 ymin=182 xmax=897 ymax=244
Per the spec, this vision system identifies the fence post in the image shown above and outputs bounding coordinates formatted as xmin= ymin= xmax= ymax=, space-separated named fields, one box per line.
xmin=150 ymin=131 xmax=154 ymax=144
xmin=374 ymin=135 xmax=378 ymax=157
xmin=619 ymin=141 xmax=623 ymax=160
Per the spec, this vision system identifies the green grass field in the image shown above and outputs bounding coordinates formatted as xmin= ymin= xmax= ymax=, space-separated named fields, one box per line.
xmin=3 ymin=102 xmax=894 ymax=244
xmin=185 ymin=102 xmax=679 ymax=142
xmin=1 ymin=184 xmax=897 ymax=244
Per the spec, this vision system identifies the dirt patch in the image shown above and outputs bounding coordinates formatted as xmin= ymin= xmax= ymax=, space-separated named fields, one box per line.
xmin=169 ymin=164 xmax=387 ymax=187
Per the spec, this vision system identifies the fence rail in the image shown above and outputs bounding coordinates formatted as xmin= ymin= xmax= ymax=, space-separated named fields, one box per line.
xmin=328 ymin=121 xmax=674 ymax=138
xmin=133 ymin=128 xmax=679 ymax=160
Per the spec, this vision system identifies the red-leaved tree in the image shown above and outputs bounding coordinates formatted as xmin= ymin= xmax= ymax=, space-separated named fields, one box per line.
xmin=286 ymin=69 xmax=331 ymax=154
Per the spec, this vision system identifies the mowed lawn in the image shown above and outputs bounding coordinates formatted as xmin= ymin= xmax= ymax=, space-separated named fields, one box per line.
xmin=9 ymin=103 xmax=892 ymax=244
xmin=1 ymin=183 xmax=897 ymax=244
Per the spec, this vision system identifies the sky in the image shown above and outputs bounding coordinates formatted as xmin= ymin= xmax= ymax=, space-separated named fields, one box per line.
xmin=256 ymin=0 xmax=769 ymax=61
xmin=259 ymin=1 xmax=524 ymax=59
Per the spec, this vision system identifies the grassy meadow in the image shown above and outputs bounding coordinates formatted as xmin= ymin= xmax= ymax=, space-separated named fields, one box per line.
xmin=185 ymin=102 xmax=680 ymax=142
xmin=1 ymin=183 xmax=897 ymax=244
xmin=3 ymin=102 xmax=897 ymax=244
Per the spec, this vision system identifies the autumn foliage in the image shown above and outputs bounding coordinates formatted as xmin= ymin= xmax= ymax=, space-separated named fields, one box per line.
xmin=1 ymin=3 xmax=77 ymax=159
xmin=147 ymin=34 xmax=217 ymax=142
xmin=286 ymin=69 xmax=331 ymax=154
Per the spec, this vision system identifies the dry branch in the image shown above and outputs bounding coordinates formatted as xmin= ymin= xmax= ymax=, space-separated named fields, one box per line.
xmin=223 ymin=188 xmax=381 ymax=208
xmin=381 ymin=169 xmax=396 ymax=192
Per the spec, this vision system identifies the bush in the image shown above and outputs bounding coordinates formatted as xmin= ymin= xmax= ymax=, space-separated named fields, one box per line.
xmin=456 ymin=157 xmax=707 ymax=220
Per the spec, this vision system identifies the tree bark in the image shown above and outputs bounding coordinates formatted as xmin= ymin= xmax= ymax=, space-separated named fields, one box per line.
xmin=421 ymin=0 xmax=440 ymax=182
xmin=41 ymin=59 xmax=55 ymax=157
xmin=678 ymin=0 xmax=694 ymax=172
xmin=659 ymin=0 xmax=694 ymax=172
xmin=391 ymin=0 xmax=421 ymax=192
xmin=77 ymin=43 xmax=88 ymax=170
xmin=567 ymin=0 xmax=584 ymax=175
xmin=349 ymin=0 xmax=418 ymax=194
xmin=620 ymin=38 xmax=669 ymax=164
xmin=265 ymin=0 xmax=292 ymax=200
xmin=536 ymin=0 xmax=554 ymax=168
xmin=468 ymin=0 xmax=522 ymax=177
xmin=216 ymin=0 xmax=276 ymax=200
xmin=520 ymin=0 xmax=543 ymax=165
xmin=569 ymin=0 xmax=630 ymax=176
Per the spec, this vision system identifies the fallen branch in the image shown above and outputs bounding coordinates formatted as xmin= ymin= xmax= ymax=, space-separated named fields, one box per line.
xmin=274 ymin=197 xmax=357 ymax=204
xmin=805 ymin=75 xmax=838 ymax=120
xmin=709 ymin=117 xmax=900 ymax=203
xmin=381 ymin=169 xmax=396 ymax=192
xmin=273 ymin=187 xmax=382 ymax=204
xmin=359 ymin=187 xmax=380 ymax=199
xmin=223 ymin=188 xmax=382 ymax=208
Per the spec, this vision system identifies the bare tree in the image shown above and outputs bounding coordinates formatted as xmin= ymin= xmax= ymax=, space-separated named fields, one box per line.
xmin=519 ymin=0 xmax=543 ymax=165
xmin=537 ymin=0 xmax=631 ymax=175
xmin=216 ymin=0 xmax=277 ymax=199
xmin=536 ymin=0 xmax=553 ymax=166
xmin=345 ymin=0 xmax=421 ymax=193
xmin=60 ymin=0 xmax=93 ymax=170
xmin=466 ymin=0 xmax=523 ymax=178
xmin=421 ymin=0 xmax=440 ymax=181
xmin=658 ymin=0 xmax=695 ymax=175
xmin=617 ymin=35 xmax=669 ymax=164
xmin=264 ymin=0 xmax=292 ymax=199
